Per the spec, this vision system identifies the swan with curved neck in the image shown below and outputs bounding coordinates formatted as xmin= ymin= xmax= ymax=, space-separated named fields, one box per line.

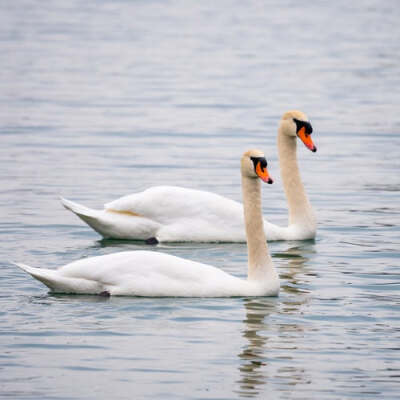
xmin=271 ymin=110 xmax=317 ymax=239
xmin=15 ymin=150 xmax=279 ymax=297
xmin=60 ymin=110 xmax=317 ymax=242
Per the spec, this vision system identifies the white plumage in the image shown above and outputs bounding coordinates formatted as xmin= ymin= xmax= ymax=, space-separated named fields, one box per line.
xmin=61 ymin=110 xmax=317 ymax=242
xmin=14 ymin=250 xmax=278 ymax=297
xmin=15 ymin=150 xmax=280 ymax=297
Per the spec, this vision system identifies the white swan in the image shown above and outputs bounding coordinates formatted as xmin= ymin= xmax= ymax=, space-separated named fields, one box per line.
xmin=61 ymin=110 xmax=317 ymax=243
xmin=15 ymin=150 xmax=279 ymax=297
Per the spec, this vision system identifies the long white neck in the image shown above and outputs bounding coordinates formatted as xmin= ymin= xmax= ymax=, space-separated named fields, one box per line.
xmin=242 ymin=176 xmax=276 ymax=281
xmin=278 ymin=127 xmax=316 ymax=228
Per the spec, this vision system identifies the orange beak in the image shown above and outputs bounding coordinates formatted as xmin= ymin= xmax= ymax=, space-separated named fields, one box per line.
xmin=297 ymin=126 xmax=317 ymax=152
xmin=256 ymin=162 xmax=273 ymax=184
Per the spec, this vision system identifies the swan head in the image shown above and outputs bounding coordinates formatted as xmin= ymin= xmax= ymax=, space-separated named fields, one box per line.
xmin=241 ymin=150 xmax=273 ymax=184
xmin=280 ymin=110 xmax=317 ymax=152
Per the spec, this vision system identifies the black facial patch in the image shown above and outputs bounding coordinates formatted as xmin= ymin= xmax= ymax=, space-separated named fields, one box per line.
xmin=250 ymin=156 xmax=267 ymax=172
xmin=293 ymin=118 xmax=313 ymax=135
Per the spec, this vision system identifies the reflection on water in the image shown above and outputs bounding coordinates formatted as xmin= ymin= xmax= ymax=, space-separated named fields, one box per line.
xmin=236 ymin=298 xmax=276 ymax=398
xmin=236 ymin=244 xmax=312 ymax=397
xmin=277 ymin=242 xmax=315 ymax=298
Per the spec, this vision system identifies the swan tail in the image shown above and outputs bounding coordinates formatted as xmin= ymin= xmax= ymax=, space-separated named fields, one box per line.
xmin=12 ymin=262 xmax=104 ymax=294
xmin=12 ymin=262 xmax=61 ymax=290
xmin=60 ymin=197 xmax=114 ymax=238
xmin=60 ymin=197 xmax=163 ymax=240
xmin=60 ymin=197 xmax=99 ymax=218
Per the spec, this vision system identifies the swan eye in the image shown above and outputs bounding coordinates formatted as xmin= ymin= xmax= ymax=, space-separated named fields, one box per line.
xmin=293 ymin=118 xmax=313 ymax=135
xmin=250 ymin=156 xmax=267 ymax=172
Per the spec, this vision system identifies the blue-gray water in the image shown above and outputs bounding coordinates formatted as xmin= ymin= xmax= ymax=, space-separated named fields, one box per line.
xmin=1 ymin=0 xmax=400 ymax=399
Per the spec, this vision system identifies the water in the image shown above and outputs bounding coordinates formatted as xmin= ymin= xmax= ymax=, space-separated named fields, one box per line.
xmin=1 ymin=0 xmax=400 ymax=398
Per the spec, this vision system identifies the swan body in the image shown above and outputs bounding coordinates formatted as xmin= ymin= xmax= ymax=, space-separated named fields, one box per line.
xmin=61 ymin=186 xmax=311 ymax=242
xmin=61 ymin=187 xmax=248 ymax=242
xmin=14 ymin=250 xmax=278 ymax=297
xmin=61 ymin=111 xmax=317 ymax=243
xmin=16 ymin=150 xmax=280 ymax=297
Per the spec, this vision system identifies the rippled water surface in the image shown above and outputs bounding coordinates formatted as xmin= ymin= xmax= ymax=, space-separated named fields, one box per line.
xmin=1 ymin=1 xmax=400 ymax=399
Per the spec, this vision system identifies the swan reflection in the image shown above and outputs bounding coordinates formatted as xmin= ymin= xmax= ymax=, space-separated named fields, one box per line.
xmin=236 ymin=243 xmax=314 ymax=397
xmin=235 ymin=297 xmax=276 ymax=397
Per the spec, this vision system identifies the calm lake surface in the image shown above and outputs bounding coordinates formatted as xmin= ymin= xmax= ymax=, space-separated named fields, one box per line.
xmin=1 ymin=0 xmax=400 ymax=398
